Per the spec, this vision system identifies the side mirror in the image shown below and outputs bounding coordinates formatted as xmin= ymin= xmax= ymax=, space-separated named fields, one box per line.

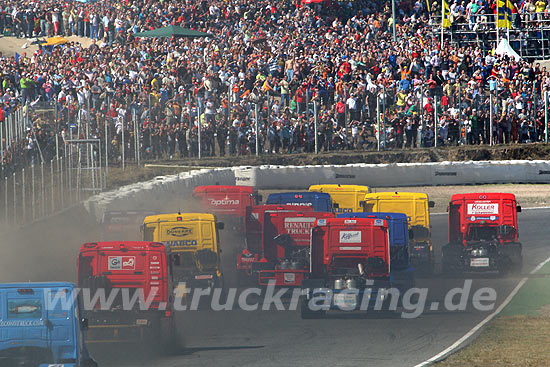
xmin=332 ymin=203 xmax=339 ymax=209
xmin=216 ymin=222 xmax=225 ymax=230
xmin=359 ymin=201 xmax=365 ymax=208
xmin=256 ymin=194 xmax=263 ymax=202
xmin=80 ymin=317 xmax=89 ymax=331
xmin=428 ymin=201 xmax=435 ymax=208
xmin=446 ymin=206 xmax=449 ymax=212
xmin=516 ymin=205 xmax=522 ymax=213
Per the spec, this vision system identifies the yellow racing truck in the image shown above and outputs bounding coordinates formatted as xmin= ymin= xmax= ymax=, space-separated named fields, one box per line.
xmin=142 ymin=213 xmax=225 ymax=289
xmin=361 ymin=192 xmax=435 ymax=273
xmin=308 ymin=184 xmax=370 ymax=214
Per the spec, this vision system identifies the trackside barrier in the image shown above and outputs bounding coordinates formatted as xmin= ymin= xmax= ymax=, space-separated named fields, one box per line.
xmin=84 ymin=160 xmax=549 ymax=222
xmin=83 ymin=168 xmax=235 ymax=223
xmin=233 ymin=161 xmax=550 ymax=189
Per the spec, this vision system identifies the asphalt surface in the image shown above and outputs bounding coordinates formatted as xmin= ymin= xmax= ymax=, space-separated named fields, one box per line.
xmin=2 ymin=205 xmax=549 ymax=367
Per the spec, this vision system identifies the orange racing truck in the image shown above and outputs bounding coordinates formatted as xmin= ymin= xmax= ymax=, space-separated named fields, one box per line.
xmin=237 ymin=204 xmax=314 ymax=283
xmin=442 ymin=193 xmax=522 ymax=274
xmin=300 ymin=217 xmax=391 ymax=318
xmin=192 ymin=185 xmax=261 ymax=231
xmin=254 ymin=211 xmax=335 ymax=286
xmin=77 ymin=241 xmax=177 ymax=347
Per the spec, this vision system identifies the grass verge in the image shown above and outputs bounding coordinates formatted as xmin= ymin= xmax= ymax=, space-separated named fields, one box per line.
xmin=436 ymin=263 xmax=550 ymax=367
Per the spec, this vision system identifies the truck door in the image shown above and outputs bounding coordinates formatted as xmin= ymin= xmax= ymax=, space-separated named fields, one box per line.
xmin=449 ymin=204 xmax=462 ymax=244
xmin=6 ymin=288 xmax=54 ymax=364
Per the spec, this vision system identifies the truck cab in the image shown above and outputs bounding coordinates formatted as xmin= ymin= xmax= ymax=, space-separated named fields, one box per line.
xmin=361 ymin=192 xmax=435 ymax=273
xmin=142 ymin=213 xmax=224 ymax=289
xmin=0 ymin=282 xmax=97 ymax=367
xmin=300 ymin=218 xmax=391 ymax=318
xmin=255 ymin=211 xmax=335 ymax=286
xmin=77 ymin=242 xmax=176 ymax=346
xmin=237 ymin=205 xmax=314 ymax=283
xmin=309 ymin=184 xmax=370 ymax=213
xmin=101 ymin=210 xmax=157 ymax=241
xmin=266 ymin=192 xmax=335 ymax=212
xmin=442 ymin=193 xmax=522 ymax=274
xmin=192 ymin=185 xmax=261 ymax=231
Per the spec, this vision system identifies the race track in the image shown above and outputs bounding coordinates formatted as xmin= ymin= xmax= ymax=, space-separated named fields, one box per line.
xmin=1 ymin=203 xmax=549 ymax=367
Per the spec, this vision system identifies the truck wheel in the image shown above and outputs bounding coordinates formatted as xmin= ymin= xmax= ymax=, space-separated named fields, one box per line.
xmin=300 ymin=296 xmax=325 ymax=319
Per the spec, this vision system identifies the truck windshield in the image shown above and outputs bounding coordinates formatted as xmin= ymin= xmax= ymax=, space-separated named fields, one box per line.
xmin=466 ymin=226 xmax=497 ymax=241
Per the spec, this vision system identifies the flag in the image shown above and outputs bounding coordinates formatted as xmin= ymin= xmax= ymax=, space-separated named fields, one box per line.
xmin=15 ymin=52 xmax=20 ymax=64
xmin=425 ymin=0 xmax=431 ymax=12
xmin=442 ymin=0 xmax=452 ymax=28
xmin=417 ymin=34 xmax=425 ymax=49
xmin=496 ymin=0 xmax=513 ymax=28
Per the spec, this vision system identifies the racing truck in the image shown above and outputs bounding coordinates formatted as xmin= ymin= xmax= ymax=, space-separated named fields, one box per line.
xmin=101 ymin=210 xmax=157 ymax=241
xmin=338 ymin=212 xmax=413 ymax=278
xmin=442 ymin=193 xmax=522 ymax=275
xmin=192 ymin=185 xmax=262 ymax=232
xmin=77 ymin=242 xmax=177 ymax=348
xmin=309 ymin=184 xmax=370 ymax=214
xmin=0 ymin=282 xmax=97 ymax=367
xmin=361 ymin=192 xmax=435 ymax=273
xmin=237 ymin=204 xmax=314 ymax=284
xmin=265 ymin=192 xmax=336 ymax=212
xmin=253 ymin=211 xmax=335 ymax=287
xmin=300 ymin=217 xmax=392 ymax=318
xmin=142 ymin=213 xmax=224 ymax=290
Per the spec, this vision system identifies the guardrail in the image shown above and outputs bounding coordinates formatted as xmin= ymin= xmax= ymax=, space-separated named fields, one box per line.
xmin=83 ymin=161 xmax=550 ymax=223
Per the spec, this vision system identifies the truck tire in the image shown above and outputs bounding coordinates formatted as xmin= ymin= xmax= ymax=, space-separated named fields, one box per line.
xmin=299 ymin=296 xmax=325 ymax=319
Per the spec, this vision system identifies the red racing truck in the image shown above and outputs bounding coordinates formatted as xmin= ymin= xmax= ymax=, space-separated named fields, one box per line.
xmin=255 ymin=211 xmax=335 ymax=286
xmin=77 ymin=241 xmax=178 ymax=349
xmin=442 ymin=193 xmax=522 ymax=274
xmin=300 ymin=218 xmax=392 ymax=318
xmin=192 ymin=185 xmax=262 ymax=231
xmin=237 ymin=205 xmax=314 ymax=283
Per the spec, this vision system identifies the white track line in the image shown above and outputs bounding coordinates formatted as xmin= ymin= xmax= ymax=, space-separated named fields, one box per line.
xmin=412 ymin=255 xmax=550 ymax=367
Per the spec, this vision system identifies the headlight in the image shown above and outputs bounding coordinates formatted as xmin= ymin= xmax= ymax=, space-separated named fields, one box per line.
xmin=471 ymin=248 xmax=488 ymax=256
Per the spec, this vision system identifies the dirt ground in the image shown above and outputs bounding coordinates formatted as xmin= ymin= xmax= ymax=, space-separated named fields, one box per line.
xmin=147 ymin=144 xmax=550 ymax=167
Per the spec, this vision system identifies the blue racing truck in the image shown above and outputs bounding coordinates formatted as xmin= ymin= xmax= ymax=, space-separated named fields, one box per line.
xmin=0 ymin=282 xmax=97 ymax=367
xmin=338 ymin=212 xmax=414 ymax=288
xmin=266 ymin=192 xmax=335 ymax=212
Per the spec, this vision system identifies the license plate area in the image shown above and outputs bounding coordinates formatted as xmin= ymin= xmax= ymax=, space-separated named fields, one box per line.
xmin=470 ymin=258 xmax=490 ymax=267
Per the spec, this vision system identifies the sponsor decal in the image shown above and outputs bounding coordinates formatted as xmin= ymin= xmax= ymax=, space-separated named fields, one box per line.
xmin=435 ymin=171 xmax=457 ymax=176
xmin=251 ymin=213 xmax=259 ymax=220
xmin=286 ymin=202 xmax=313 ymax=206
xmin=373 ymin=219 xmax=384 ymax=226
xmin=335 ymin=174 xmax=356 ymax=179
xmin=209 ymin=198 xmax=240 ymax=206
xmin=469 ymin=216 xmax=499 ymax=221
xmin=166 ymin=226 xmax=192 ymax=237
xmin=108 ymin=256 xmax=136 ymax=270
xmin=339 ymin=246 xmax=362 ymax=251
xmin=236 ymin=176 xmax=251 ymax=181
xmin=284 ymin=217 xmax=316 ymax=235
xmin=317 ymin=219 xmax=327 ymax=226
xmin=164 ymin=240 xmax=198 ymax=247
xmin=339 ymin=231 xmax=362 ymax=243
xmin=467 ymin=203 xmax=499 ymax=215
xmin=0 ymin=320 xmax=45 ymax=327
xmin=336 ymin=208 xmax=353 ymax=213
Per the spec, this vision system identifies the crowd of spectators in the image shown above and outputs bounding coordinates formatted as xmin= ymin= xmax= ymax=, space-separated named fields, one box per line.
xmin=0 ymin=0 xmax=550 ymax=178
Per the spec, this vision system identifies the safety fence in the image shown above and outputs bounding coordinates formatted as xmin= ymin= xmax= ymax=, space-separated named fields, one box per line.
xmin=430 ymin=12 xmax=550 ymax=60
